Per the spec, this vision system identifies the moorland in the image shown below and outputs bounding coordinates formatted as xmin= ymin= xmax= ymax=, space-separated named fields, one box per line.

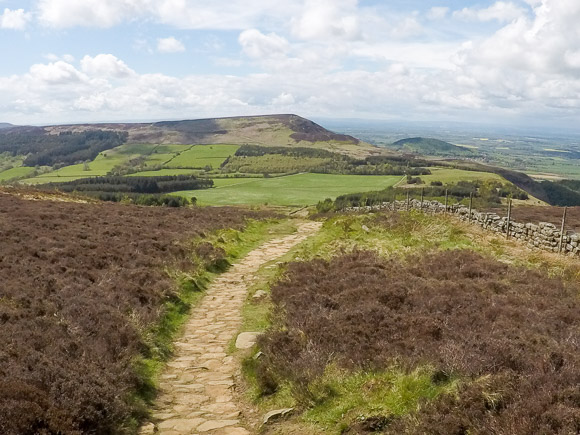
xmin=1 ymin=114 xmax=579 ymax=435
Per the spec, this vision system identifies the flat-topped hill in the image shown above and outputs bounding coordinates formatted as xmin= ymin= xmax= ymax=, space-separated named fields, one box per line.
xmin=389 ymin=137 xmax=475 ymax=157
xmin=32 ymin=114 xmax=375 ymax=157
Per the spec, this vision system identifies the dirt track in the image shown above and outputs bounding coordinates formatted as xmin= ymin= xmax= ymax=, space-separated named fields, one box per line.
xmin=143 ymin=221 xmax=321 ymax=434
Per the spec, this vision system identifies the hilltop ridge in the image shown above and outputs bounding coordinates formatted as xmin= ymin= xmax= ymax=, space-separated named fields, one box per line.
xmin=26 ymin=114 xmax=375 ymax=156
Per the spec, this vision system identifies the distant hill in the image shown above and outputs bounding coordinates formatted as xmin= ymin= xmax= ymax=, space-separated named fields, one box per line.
xmin=388 ymin=137 xmax=475 ymax=157
xmin=0 ymin=123 xmax=13 ymax=129
xmin=38 ymin=114 xmax=377 ymax=158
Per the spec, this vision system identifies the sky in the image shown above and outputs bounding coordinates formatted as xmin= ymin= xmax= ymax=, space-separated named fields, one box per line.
xmin=0 ymin=0 xmax=579 ymax=128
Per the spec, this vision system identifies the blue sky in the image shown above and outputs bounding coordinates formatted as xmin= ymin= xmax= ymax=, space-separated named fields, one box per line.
xmin=0 ymin=0 xmax=578 ymax=128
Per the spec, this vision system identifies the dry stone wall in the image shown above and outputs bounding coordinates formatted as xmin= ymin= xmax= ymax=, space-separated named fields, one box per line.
xmin=345 ymin=199 xmax=580 ymax=256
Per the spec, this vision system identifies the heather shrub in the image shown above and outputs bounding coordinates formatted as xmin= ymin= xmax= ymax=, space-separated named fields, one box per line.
xmin=0 ymin=194 xmax=270 ymax=434
xmin=258 ymin=249 xmax=580 ymax=433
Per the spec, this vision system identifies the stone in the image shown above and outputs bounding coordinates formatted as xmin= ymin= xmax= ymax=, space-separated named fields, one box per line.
xmin=172 ymin=418 xmax=206 ymax=432
xmin=197 ymin=420 xmax=240 ymax=432
xmin=139 ymin=422 xmax=156 ymax=434
xmin=215 ymin=428 xmax=250 ymax=435
xmin=262 ymin=408 xmax=294 ymax=425
xmin=252 ymin=290 xmax=268 ymax=300
xmin=235 ymin=332 xmax=260 ymax=349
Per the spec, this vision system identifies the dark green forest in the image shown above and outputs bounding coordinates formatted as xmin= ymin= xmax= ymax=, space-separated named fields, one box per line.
xmin=0 ymin=130 xmax=127 ymax=167
xmin=43 ymin=175 xmax=213 ymax=194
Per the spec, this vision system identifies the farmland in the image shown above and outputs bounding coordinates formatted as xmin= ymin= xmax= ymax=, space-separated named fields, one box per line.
xmin=405 ymin=167 xmax=504 ymax=185
xmin=18 ymin=144 xmax=239 ymax=184
xmin=0 ymin=166 xmax=35 ymax=182
xmin=164 ymin=144 xmax=239 ymax=169
xmin=174 ymin=173 xmax=402 ymax=206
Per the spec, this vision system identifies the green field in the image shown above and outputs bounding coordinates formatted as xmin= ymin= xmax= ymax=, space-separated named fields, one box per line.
xmin=414 ymin=168 xmax=505 ymax=185
xmin=128 ymin=169 xmax=201 ymax=177
xmin=165 ymin=145 xmax=239 ymax=169
xmin=20 ymin=144 xmax=145 ymax=183
xmin=0 ymin=166 xmax=35 ymax=182
xmin=174 ymin=173 xmax=401 ymax=206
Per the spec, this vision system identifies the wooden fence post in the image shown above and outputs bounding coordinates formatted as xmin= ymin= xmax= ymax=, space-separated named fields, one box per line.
xmin=420 ymin=188 xmax=424 ymax=211
xmin=506 ymin=199 xmax=512 ymax=239
xmin=406 ymin=191 xmax=410 ymax=212
xmin=559 ymin=206 xmax=568 ymax=254
xmin=444 ymin=189 xmax=448 ymax=214
xmin=468 ymin=192 xmax=473 ymax=223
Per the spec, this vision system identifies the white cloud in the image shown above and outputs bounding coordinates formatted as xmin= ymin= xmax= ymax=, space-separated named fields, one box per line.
xmin=272 ymin=92 xmax=296 ymax=105
xmin=454 ymin=2 xmax=527 ymax=23
xmin=291 ymin=0 xmax=361 ymax=41
xmin=427 ymin=7 xmax=449 ymax=20
xmin=0 ymin=8 xmax=31 ymax=30
xmin=2 ymin=1 xmax=580 ymax=127
xmin=449 ymin=0 xmax=580 ymax=117
xmin=239 ymin=29 xmax=289 ymax=59
xmin=390 ymin=16 xmax=424 ymax=39
xmin=37 ymin=0 xmax=141 ymax=28
xmin=157 ymin=37 xmax=185 ymax=53
xmin=80 ymin=54 xmax=135 ymax=78
xmin=35 ymin=0 xmax=301 ymax=29
xmin=28 ymin=61 xmax=85 ymax=85
xmin=44 ymin=53 xmax=76 ymax=63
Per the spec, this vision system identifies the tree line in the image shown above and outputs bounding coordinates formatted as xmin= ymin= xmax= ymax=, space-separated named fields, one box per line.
xmin=43 ymin=175 xmax=213 ymax=194
xmin=328 ymin=180 xmax=528 ymax=211
xmin=227 ymin=145 xmax=433 ymax=176
xmin=0 ymin=130 xmax=127 ymax=167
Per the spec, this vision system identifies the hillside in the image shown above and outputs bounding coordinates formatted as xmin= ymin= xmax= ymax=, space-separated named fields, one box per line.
xmin=389 ymin=137 xmax=475 ymax=157
xmin=0 ymin=123 xmax=13 ymax=129
xmin=36 ymin=115 xmax=376 ymax=157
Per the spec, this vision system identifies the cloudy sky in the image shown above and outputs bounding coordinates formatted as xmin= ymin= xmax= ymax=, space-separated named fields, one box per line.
xmin=1 ymin=0 xmax=579 ymax=128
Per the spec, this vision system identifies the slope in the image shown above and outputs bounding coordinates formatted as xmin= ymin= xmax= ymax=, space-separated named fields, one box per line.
xmin=40 ymin=115 xmax=377 ymax=158
xmin=389 ymin=137 xmax=475 ymax=157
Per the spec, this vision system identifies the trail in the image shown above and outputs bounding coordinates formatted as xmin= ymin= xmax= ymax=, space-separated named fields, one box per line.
xmin=143 ymin=221 xmax=322 ymax=435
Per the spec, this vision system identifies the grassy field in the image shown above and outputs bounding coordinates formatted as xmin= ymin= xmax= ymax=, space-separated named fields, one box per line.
xmin=19 ymin=143 xmax=232 ymax=184
xmin=410 ymin=168 xmax=505 ymax=185
xmin=0 ymin=166 xmax=36 ymax=182
xmin=174 ymin=173 xmax=401 ymax=206
xmin=164 ymin=144 xmax=239 ymax=169
xmin=20 ymin=144 xmax=143 ymax=183
xmin=128 ymin=169 xmax=201 ymax=177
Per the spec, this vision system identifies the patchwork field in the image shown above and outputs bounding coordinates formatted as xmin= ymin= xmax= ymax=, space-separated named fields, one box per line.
xmin=174 ymin=173 xmax=402 ymax=206
xmin=16 ymin=144 xmax=239 ymax=184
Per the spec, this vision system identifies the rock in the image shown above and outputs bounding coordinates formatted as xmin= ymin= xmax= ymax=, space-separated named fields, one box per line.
xmin=139 ymin=422 xmax=156 ymax=434
xmin=252 ymin=290 xmax=268 ymax=300
xmin=253 ymin=351 xmax=264 ymax=360
xmin=263 ymin=408 xmax=294 ymax=425
xmin=235 ymin=332 xmax=260 ymax=349
xmin=197 ymin=420 xmax=240 ymax=432
xmin=361 ymin=225 xmax=370 ymax=233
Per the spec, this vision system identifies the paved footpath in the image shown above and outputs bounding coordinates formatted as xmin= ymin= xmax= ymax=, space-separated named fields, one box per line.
xmin=142 ymin=221 xmax=322 ymax=435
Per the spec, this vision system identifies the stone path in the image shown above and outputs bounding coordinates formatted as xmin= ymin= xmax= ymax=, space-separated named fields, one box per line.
xmin=142 ymin=221 xmax=321 ymax=435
